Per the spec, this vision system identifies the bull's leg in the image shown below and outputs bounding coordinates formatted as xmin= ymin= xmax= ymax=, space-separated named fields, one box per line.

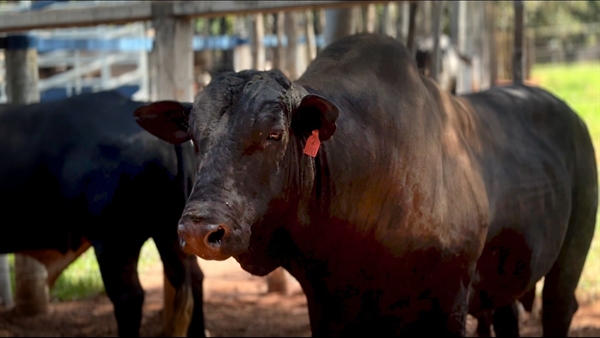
xmin=519 ymin=286 xmax=536 ymax=313
xmin=93 ymin=240 xmax=145 ymax=337
xmin=186 ymin=255 xmax=206 ymax=337
xmin=153 ymin=235 xmax=206 ymax=337
xmin=476 ymin=311 xmax=493 ymax=337
xmin=492 ymin=302 xmax=520 ymax=337
xmin=541 ymin=193 xmax=596 ymax=337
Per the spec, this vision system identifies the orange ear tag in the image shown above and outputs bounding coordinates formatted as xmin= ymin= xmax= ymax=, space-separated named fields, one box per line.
xmin=303 ymin=130 xmax=321 ymax=157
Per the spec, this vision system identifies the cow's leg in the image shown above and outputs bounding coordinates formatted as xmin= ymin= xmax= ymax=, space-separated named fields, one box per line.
xmin=519 ymin=286 xmax=536 ymax=313
xmin=476 ymin=311 xmax=493 ymax=337
xmin=541 ymin=194 xmax=596 ymax=337
xmin=93 ymin=239 xmax=145 ymax=337
xmin=186 ymin=255 xmax=206 ymax=337
xmin=492 ymin=302 xmax=520 ymax=337
xmin=153 ymin=235 xmax=206 ymax=337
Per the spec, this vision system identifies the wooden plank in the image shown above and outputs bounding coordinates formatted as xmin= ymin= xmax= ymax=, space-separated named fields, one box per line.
xmin=173 ymin=1 xmax=388 ymax=18
xmin=152 ymin=5 xmax=194 ymax=102
xmin=0 ymin=1 xmax=393 ymax=33
xmin=5 ymin=41 xmax=40 ymax=104
xmin=0 ymin=3 xmax=153 ymax=33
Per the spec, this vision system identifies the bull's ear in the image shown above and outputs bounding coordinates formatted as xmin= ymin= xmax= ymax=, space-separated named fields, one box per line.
xmin=291 ymin=94 xmax=339 ymax=141
xmin=134 ymin=101 xmax=192 ymax=145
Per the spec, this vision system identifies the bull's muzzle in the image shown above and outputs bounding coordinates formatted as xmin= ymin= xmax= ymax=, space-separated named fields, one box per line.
xmin=178 ymin=214 xmax=234 ymax=261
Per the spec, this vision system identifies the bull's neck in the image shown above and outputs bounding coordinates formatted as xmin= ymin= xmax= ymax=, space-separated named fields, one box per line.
xmin=279 ymin=140 xmax=331 ymax=236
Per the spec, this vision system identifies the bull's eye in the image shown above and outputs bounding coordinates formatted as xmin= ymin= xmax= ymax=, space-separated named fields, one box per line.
xmin=267 ymin=131 xmax=282 ymax=141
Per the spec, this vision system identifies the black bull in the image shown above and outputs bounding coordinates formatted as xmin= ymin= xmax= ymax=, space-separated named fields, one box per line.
xmin=135 ymin=33 xmax=597 ymax=336
xmin=0 ymin=92 xmax=205 ymax=337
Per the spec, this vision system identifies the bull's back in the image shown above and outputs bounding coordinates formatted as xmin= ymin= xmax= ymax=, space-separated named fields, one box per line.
xmin=463 ymin=85 xmax=596 ymax=308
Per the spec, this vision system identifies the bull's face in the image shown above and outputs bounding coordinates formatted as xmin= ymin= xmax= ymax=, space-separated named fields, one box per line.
xmin=134 ymin=70 xmax=339 ymax=261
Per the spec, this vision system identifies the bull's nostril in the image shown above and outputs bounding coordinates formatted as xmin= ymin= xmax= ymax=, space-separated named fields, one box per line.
xmin=206 ymin=226 xmax=226 ymax=246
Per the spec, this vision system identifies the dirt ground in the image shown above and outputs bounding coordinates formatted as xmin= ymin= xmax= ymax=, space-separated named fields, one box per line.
xmin=1 ymin=258 xmax=598 ymax=337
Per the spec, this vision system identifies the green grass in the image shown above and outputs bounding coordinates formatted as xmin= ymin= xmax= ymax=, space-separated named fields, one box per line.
xmin=7 ymin=239 xmax=161 ymax=302
xmin=532 ymin=61 xmax=600 ymax=302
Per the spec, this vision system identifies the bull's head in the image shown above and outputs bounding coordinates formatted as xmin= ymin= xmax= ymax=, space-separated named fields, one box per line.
xmin=134 ymin=69 xmax=339 ymax=261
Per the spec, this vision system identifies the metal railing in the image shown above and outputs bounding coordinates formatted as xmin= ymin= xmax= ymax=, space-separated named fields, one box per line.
xmin=0 ymin=21 xmax=149 ymax=103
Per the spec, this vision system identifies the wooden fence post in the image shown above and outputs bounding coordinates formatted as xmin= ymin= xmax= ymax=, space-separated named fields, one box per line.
xmin=398 ymin=2 xmax=411 ymax=44
xmin=365 ymin=4 xmax=377 ymax=34
xmin=151 ymin=3 xmax=194 ymax=336
xmin=5 ymin=34 xmax=49 ymax=316
xmin=456 ymin=1 xmax=472 ymax=94
xmin=304 ymin=10 xmax=317 ymax=64
xmin=487 ymin=1 xmax=497 ymax=88
xmin=430 ymin=1 xmax=444 ymax=82
xmin=324 ymin=7 xmax=354 ymax=47
xmin=251 ymin=13 xmax=266 ymax=70
xmin=513 ymin=0 xmax=524 ymax=84
xmin=285 ymin=11 xmax=301 ymax=80
xmin=234 ymin=16 xmax=252 ymax=72
xmin=406 ymin=2 xmax=418 ymax=55
xmin=0 ymin=255 xmax=12 ymax=309
xmin=273 ymin=12 xmax=286 ymax=71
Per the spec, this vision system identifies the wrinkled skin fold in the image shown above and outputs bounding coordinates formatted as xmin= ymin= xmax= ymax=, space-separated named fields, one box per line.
xmin=134 ymin=34 xmax=597 ymax=337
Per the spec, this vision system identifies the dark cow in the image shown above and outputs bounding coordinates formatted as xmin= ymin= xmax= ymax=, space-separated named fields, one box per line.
xmin=135 ymin=33 xmax=597 ymax=336
xmin=0 ymin=92 xmax=205 ymax=337
xmin=415 ymin=36 xmax=541 ymax=335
